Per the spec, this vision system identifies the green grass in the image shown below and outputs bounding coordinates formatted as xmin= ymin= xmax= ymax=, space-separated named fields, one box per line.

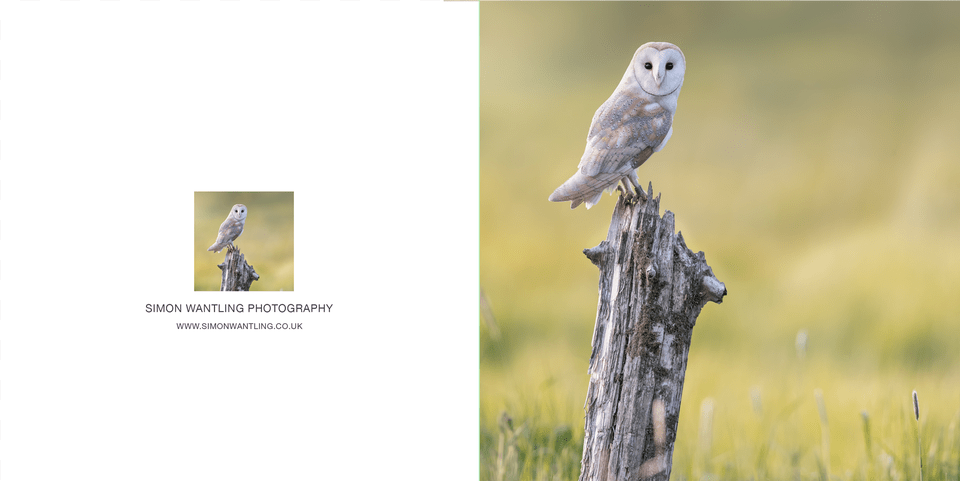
xmin=480 ymin=332 xmax=960 ymax=481
xmin=480 ymin=3 xmax=960 ymax=480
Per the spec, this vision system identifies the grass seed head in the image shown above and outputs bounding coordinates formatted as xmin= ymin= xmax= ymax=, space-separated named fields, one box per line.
xmin=912 ymin=390 xmax=919 ymax=421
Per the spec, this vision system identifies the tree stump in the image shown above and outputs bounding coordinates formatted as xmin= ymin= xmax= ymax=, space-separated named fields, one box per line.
xmin=579 ymin=184 xmax=726 ymax=481
xmin=217 ymin=248 xmax=259 ymax=291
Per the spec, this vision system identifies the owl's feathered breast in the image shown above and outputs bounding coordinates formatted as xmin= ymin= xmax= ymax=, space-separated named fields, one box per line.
xmin=579 ymin=93 xmax=673 ymax=176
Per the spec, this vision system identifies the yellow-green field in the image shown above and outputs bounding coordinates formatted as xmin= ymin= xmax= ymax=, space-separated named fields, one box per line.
xmin=480 ymin=3 xmax=960 ymax=480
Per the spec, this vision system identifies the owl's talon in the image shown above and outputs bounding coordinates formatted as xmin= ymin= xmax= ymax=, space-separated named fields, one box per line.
xmin=635 ymin=187 xmax=648 ymax=201
xmin=617 ymin=182 xmax=639 ymax=205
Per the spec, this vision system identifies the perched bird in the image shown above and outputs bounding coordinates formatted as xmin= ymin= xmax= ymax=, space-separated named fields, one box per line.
xmin=549 ymin=42 xmax=686 ymax=209
xmin=207 ymin=204 xmax=247 ymax=253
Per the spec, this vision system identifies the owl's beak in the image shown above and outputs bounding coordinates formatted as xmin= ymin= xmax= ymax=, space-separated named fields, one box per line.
xmin=653 ymin=65 xmax=664 ymax=87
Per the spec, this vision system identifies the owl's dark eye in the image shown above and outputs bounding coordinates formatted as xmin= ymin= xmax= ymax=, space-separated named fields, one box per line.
xmin=644 ymin=62 xmax=652 ymax=70
xmin=666 ymin=62 xmax=674 ymax=70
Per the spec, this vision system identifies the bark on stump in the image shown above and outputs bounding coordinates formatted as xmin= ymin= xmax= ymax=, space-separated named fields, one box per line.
xmin=579 ymin=185 xmax=726 ymax=481
xmin=218 ymin=248 xmax=259 ymax=291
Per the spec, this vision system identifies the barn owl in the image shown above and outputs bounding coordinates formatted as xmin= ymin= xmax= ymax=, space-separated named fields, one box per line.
xmin=207 ymin=204 xmax=247 ymax=253
xmin=549 ymin=42 xmax=685 ymax=209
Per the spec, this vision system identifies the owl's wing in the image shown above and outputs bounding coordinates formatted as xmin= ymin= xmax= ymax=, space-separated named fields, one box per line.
xmin=207 ymin=217 xmax=245 ymax=252
xmin=548 ymin=94 xmax=672 ymax=209
xmin=219 ymin=217 xmax=244 ymax=242
xmin=579 ymin=95 xmax=673 ymax=176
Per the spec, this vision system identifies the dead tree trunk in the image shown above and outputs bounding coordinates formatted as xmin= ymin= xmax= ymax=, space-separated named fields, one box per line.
xmin=218 ymin=248 xmax=259 ymax=291
xmin=579 ymin=185 xmax=726 ymax=481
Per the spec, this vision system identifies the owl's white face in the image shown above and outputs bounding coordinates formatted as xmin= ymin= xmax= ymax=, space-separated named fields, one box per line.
xmin=230 ymin=204 xmax=247 ymax=221
xmin=632 ymin=44 xmax=686 ymax=97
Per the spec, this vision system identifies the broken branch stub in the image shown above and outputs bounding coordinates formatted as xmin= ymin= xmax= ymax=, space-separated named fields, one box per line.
xmin=218 ymin=248 xmax=260 ymax=291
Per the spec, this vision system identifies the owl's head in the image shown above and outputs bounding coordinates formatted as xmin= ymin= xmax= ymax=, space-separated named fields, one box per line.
xmin=631 ymin=42 xmax=685 ymax=97
xmin=231 ymin=204 xmax=248 ymax=220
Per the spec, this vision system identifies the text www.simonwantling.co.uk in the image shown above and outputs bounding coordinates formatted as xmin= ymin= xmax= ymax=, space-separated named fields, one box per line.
xmin=175 ymin=322 xmax=303 ymax=330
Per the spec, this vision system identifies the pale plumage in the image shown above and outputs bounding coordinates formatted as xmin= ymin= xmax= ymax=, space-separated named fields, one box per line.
xmin=549 ymin=42 xmax=686 ymax=209
xmin=207 ymin=204 xmax=247 ymax=253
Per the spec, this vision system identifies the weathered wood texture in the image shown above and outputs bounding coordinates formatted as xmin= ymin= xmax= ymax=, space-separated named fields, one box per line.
xmin=218 ymin=248 xmax=259 ymax=291
xmin=579 ymin=185 xmax=726 ymax=481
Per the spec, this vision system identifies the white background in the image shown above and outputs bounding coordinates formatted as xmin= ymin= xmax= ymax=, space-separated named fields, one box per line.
xmin=0 ymin=1 xmax=478 ymax=479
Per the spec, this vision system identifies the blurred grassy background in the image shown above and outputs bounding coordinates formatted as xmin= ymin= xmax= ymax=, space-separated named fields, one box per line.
xmin=194 ymin=191 xmax=294 ymax=291
xmin=480 ymin=3 xmax=960 ymax=479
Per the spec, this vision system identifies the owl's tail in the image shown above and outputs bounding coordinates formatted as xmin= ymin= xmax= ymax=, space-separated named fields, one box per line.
xmin=548 ymin=170 xmax=624 ymax=209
